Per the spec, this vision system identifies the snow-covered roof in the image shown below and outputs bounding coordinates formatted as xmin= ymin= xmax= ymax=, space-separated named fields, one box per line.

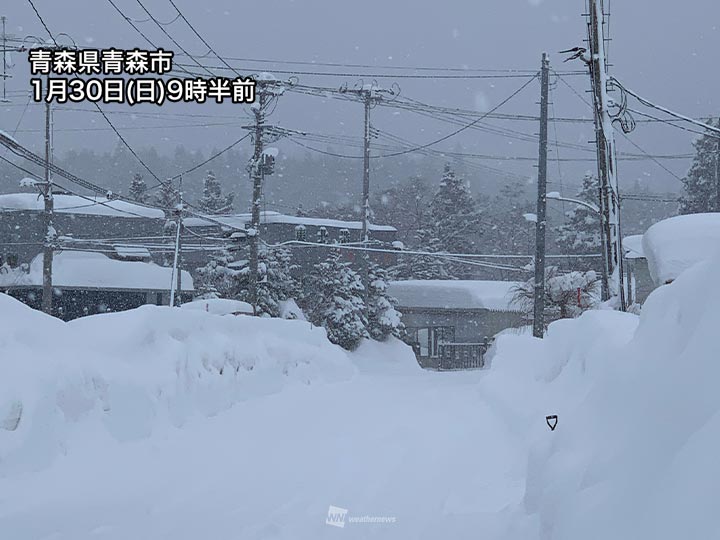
xmin=184 ymin=210 xmax=396 ymax=232
xmin=642 ymin=213 xmax=720 ymax=285
xmin=388 ymin=280 xmax=523 ymax=312
xmin=181 ymin=298 xmax=253 ymax=315
xmin=0 ymin=193 xmax=164 ymax=219
xmin=0 ymin=251 xmax=194 ymax=291
xmin=623 ymin=235 xmax=645 ymax=259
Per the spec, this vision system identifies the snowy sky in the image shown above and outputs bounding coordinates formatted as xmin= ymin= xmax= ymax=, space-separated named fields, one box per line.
xmin=2 ymin=0 xmax=719 ymax=193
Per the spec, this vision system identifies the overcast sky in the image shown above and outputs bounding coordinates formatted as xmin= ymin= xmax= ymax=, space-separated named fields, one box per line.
xmin=2 ymin=0 xmax=719 ymax=193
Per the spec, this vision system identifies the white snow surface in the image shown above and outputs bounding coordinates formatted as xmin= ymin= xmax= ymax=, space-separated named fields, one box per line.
xmin=0 ymin=251 xmax=194 ymax=291
xmin=2 ymin=248 xmax=720 ymax=539
xmin=642 ymin=212 xmax=720 ymax=284
xmin=622 ymin=234 xmax=645 ymax=259
xmin=389 ymin=279 xmax=523 ymax=312
xmin=180 ymin=297 xmax=253 ymax=315
xmin=0 ymin=193 xmax=164 ymax=219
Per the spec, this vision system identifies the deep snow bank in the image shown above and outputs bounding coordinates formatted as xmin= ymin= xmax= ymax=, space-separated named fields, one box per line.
xmin=490 ymin=252 xmax=720 ymax=539
xmin=0 ymin=295 xmax=354 ymax=476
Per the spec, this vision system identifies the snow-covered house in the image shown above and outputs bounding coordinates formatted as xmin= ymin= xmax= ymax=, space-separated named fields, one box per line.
xmin=0 ymin=250 xmax=194 ymax=320
xmin=388 ymin=280 xmax=524 ymax=370
xmin=0 ymin=193 xmax=165 ymax=269
xmin=183 ymin=210 xmax=398 ymax=271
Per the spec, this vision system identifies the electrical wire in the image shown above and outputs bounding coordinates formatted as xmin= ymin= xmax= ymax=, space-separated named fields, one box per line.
xmin=25 ymin=0 xmax=58 ymax=46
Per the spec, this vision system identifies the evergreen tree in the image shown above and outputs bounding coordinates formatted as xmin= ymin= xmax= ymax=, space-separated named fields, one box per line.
xmin=198 ymin=170 xmax=234 ymax=214
xmin=391 ymin=230 xmax=452 ymax=280
xmin=305 ymin=251 xmax=368 ymax=350
xmin=154 ymin=178 xmax=179 ymax=211
xmin=244 ymin=246 xmax=298 ymax=317
xmin=680 ymin=118 xmax=720 ymax=214
xmin=128 ymin=173 xmax=148 ymax=203
xmin=555 ymin=173 xmax=602 ymax=254
xmin=428 ymin=164 xmax=482 ymax=277
xmin=366 ymin=263 xmax=404 ymax=341
xmin=196 ymin=245 xmax=298 ymax=317
xmin=480 ymin=181 xmax=534 ymax=255
xmin=195 ymin=248 xmax=242 ymax=299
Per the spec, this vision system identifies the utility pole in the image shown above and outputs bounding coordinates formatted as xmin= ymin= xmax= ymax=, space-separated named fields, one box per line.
xmin=360 ymin=89 xmax=372 ymax=247
xmin=169 ymin=179 xmax=184 ymax=307
xmin=1 ymin=16 xmax=7 ymax=102
xmin=41 ymin=96 xmax=54 ymax=315
xmin=249 ymin=84 xmax=268 ymax=316
xmin=587 ymin=0 xmax=626 ymax=310
xmin=532 ymin=52 xmax=550 ymax=339
xmin=716 ymin=130 xmax=720 ymax=211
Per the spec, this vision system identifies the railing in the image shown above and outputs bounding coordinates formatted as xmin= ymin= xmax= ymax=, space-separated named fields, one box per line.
xmin=437 ymin=340 xmax=491 ymax=371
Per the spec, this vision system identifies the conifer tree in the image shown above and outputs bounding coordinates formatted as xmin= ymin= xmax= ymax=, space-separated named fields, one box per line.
xmin=128 ymin=173 xmax=148 ymax=203
xmin=366 ymin=263 xmax=404 ymax=341
xmin=153 ymin=178 xmax=179 ymax=212
xmin=305 ymin=251 xmax=368 ymax=350
xmin=198 ymin=170 xmax=234 ymax=214
xmin=555 ymin=173 xmax=602 ymax=254
xmin=679 ymin=118 xmax=720 ymax=214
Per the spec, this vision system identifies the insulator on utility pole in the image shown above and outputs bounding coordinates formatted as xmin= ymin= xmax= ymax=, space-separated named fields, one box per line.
xmin=532 ymin=52 xmax=550 ymax=339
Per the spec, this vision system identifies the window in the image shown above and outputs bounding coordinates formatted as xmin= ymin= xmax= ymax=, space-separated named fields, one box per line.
xmin=317 ymin=226 xmax=328 ymax=244
xmin=295 ymin=225 xmax=306 ymax=241
xmin=339 ymin=228 xmax=350 ymax=244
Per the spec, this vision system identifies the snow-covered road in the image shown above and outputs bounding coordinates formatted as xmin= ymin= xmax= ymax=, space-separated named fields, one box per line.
xmin=2 ymin=341 xmax=525 ymax=540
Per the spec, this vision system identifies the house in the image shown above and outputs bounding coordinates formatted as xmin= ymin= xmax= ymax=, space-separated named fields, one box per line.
xmin=388 ymin=280 xmax=525 ymax=370
xmin=0 ymin=250 xmax=194 ymax=320
xmin=0 ymin=192 xmax=165 ymax=267
xmin=0 ymin=192 xmax=397 ymax=278
xmin=182 ymin=210 xmax=398 ymax=272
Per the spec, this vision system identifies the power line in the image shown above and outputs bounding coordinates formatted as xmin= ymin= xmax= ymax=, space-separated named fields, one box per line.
xmin=133 ymin=0 xmax=215 ymax=77
xmin=25 ymin=0 xmax=58 ymax=46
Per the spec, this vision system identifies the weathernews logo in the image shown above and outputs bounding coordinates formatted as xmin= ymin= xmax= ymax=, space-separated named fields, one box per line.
xmin=325 ymin=505 xmax=396 ymax=528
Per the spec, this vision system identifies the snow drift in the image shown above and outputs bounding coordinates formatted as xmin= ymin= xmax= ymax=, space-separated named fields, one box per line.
xmin=490 ymin=250 xmax=720 ymax=539
xmin=642 ymin=212 xmax=720 ymax=285
xmin=0 ymin=295 xmax=354 ymax=476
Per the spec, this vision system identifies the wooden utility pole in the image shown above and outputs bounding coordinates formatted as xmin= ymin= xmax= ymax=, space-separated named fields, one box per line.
xmin=249 ymin=85 xmax=267 ymax=315
xmin=41 ymin=98 xmax=54 ymax=315
xmin=532 ymin=52 xmax=550 ymax=339
xmin=587 ymin=0 xmax=626 ymax=310
xmin=360 ymin=89 xmax=372 ymax=246
xmin=715 ymin=132 xmax=720 ymax=211
xmin=1 ymin=16 xmax=7 ymax=102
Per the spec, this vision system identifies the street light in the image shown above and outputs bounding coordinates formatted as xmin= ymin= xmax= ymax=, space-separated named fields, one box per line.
xmin=545 ymin=191 xmax=609 ymax=301
xmin=546 ymin=192 xmax=600 ymax=215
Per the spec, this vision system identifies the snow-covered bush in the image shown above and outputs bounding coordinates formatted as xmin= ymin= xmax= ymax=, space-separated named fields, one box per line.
xmin=512 ymin=265 xmax=599 ymax=323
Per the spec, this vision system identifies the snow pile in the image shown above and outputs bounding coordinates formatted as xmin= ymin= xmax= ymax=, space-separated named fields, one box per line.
xmin=180 ymin=297 xmax=253 ymax=315
xmin=0 ymin=295 xmax=353 ymax=476
xmin=642 ymin=212 xmax=720 ymax=285
xmin=491 ymin=249 xmax=720 ymax=539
